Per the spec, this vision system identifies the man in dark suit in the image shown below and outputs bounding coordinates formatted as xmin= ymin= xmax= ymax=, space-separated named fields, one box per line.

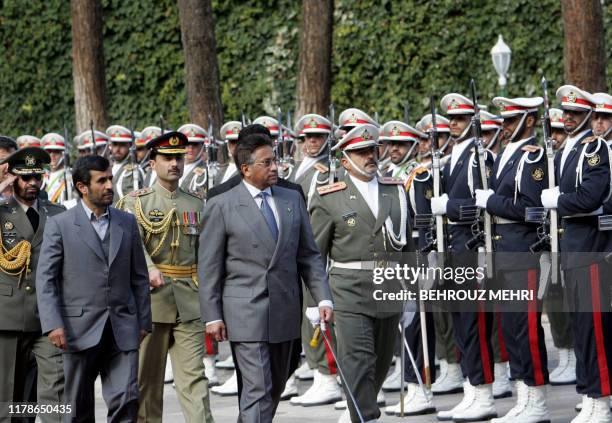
xmin=36 ymin=155 xmax=152 ymax=422
xmin=199 ymin=133 xmax=333 ymax=422
xmin=206 ymin=124 xmax=305 ymax=201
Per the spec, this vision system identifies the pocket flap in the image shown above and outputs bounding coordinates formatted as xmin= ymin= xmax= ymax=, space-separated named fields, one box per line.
xmin=222 ymin=286 xmax=253 ymax=298
xmin=0 ymin=284 xmax=12 ymax=296
xmin=60 ymin=306 xmax=84 ymax=317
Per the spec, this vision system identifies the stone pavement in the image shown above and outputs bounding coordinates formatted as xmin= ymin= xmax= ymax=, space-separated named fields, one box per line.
xmin=93 ymin=317 xmax=584 ymax=422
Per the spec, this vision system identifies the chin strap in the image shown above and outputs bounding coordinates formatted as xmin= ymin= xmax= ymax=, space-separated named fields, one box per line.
xmin=509 ymin=113 xmax=528 ymax=142
xmin=395 ymin=142 xmax=418 ymax=167
xmin=567 ymin=110 xmax=593 ymax=136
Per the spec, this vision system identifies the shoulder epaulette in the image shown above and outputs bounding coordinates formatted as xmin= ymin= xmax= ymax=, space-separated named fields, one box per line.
xmin=314 ymin=163 xmax=329 ymax=174
xmin=129 ymin=187 xmax=153 ymax=197
xmin=378 ymin=176 xmax=403 ymax=185
xmin=522 ymin=145 xmax=542 ymax=153
xmin=317 ymin=181 xmax=347 ymax=195
xmin=193 ymin=167 xmax=206 ymax=176
xmin=581 ymin=135 xmax=600 ymax=144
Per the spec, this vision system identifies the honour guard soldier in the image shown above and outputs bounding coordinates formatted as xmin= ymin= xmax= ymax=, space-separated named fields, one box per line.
xmin=118 ymin=132 xmax=214 ymax=423
xmin=543 ymin=85 xmax=612 ymax=423
xmin=592 ymin=93 xmax=612 ymax=142
xmin=431 ymin=93 xmax=497 ymax=422
xmin=106 ymin=125 xmax=142 ymax=200
xmin=477 ymin=111 xmax=513 ymax=400
xmin=134 ymin=131 xmax=151 ymax=183
xmin=550 ymin=108 xmax=568 ymax=151
xmin=177 ymin=124 xmax=209 ymax=199
xmin=76 ymin=130 xmax=109 ymax=157
xmin=216 ymin=121 xmax=242 ymax=185
xmin=16 ymin=135 xmax=42 ymax=149
xmin=480 ymin=111 xmax=504 ymax=155
xmin=0 ymin=146 xmax=65 ymax=422
xmin=380 ymin=121 xmax=422 ymax=182
xmin=284 ymin=113 xmax=341 ymax=406
xmin=140 ymin=126 xmax=163 ymax=187
xmin=478 ymin=96 xmax=550 ymax=422
xmin=290 ymin=114 xmax=334 ymax=204
xmin=545 ymin=106 xmax=575 ymax=385
xmin=253 ymin=116 xmax=294 ymax=179
xmin=310 ymin=124 xmax=413 ymax=422
xmin=176 ymin=123 xmax=220 ymax=385
xmin=413 ymin=113 xmax=464 ymax=396
xmin=42 ymin=133 xmax=72 ymax=205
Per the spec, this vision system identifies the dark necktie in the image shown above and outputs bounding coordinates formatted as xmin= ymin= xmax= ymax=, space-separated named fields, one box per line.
xmin=257 ymin=192 xmax=278 ymax=241
xmin=26 ymin=207 xmax=39 ymax=233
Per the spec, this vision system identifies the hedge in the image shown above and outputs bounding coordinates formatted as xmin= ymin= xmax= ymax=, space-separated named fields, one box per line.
xmin=0 ymin=0 xmax=609 ymax=137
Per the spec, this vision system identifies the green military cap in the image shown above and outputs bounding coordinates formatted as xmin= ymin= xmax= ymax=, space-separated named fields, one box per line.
xmin=146 ymin=131 xmax=188 ymax=155
xmin=1 ymin=146 xmax=50 ymax=175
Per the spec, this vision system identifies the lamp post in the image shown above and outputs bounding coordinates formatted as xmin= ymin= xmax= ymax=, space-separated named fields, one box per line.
xmin=491 ymin=34 xmax=511 ymax=96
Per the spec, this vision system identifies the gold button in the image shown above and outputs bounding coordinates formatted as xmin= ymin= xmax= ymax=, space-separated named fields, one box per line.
xmin=25 ymin=286 xmax=31 ymax=292
xmin=494 ymin=235 xmax=502 ymax=241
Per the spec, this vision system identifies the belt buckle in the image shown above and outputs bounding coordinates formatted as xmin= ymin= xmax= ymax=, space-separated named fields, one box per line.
xmin=375 ymin=260 xmax=388 ymax=269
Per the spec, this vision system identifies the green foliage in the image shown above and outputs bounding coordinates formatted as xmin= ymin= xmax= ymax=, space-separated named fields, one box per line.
xmin=0 ymin=0 xmax=610 ymax=137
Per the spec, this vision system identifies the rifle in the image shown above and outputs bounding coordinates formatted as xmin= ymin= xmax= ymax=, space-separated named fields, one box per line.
xmin=541 ymin=77 xmax=559 ymax=285
xmin=206 ymin=114 xmax=218 ymax=189
xmin=62 ymin=124 xmax=72 ymax=202
xmin=468 ymin=79 xmax=494 ymax=278
xmin=129 ymin=124 xmax=140 ymax=191
xmin=327 ymin=103 xmax=337 ymax=183
xmin=276 ymin=107 xmax=285 ymax=178
xmin=403 ymin=101 xmax=410 ymax=124
xmin=431 ymin=98 xmax=445 ymax=258
xmin=89 ymin=120 xmax=97 ymax=156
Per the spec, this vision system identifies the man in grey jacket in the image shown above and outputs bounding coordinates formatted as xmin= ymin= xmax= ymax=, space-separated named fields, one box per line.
xmin=199 ymin=133 xmax=333 ymax=423
xmin=36 ymin=155 xmax=151 ymax=422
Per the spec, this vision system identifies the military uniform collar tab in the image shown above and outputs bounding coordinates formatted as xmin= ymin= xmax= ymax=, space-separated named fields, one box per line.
xmin=154 ymin=182 xmax=179 ymax=199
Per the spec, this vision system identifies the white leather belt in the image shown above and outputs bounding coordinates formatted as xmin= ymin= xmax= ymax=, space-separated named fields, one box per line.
xmin=331 ymin=260 xmax=399 ymax=270
xmin=493 ymin=217 xmax=521 ymax=225
xmin=447 ymin=219 xmax=472 ymax=226
xmin=564 ymin=207 xmax=603 ymax=218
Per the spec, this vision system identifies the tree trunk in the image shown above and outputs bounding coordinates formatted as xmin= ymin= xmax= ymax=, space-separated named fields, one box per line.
xmin=177 ymin=0 xmax=224 ymax=145
xmin=561 ymin=0 xmax=606 ymax=92
xmin=70 ymin=0 xmax=108 ymax=134
xmin=294 ymin=0 xmax=333 ymax=121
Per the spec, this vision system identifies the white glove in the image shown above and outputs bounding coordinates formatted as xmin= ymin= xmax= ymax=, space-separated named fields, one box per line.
xmin=305 ymin=307 xmax=320 ymax=327
xmin=475 ymin=189 xmax=494 ymax=209
xmin=541 ymin=187 xmax=560 ymax=209
xmin=430 ymin=194 xmax=449 ymax=215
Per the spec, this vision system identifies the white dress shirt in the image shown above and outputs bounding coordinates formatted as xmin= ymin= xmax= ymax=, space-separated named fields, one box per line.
xmin=349 ymin=174 xmax=379 ymax=218
xmin=450 ymin=138 xmax=473 ymax=174
xmin=560 ymin=129 xmax=590 ymax=175
xmin=496 ymin=138 xmax=530 ymax=178
xmin=242 ymin=180 xmax=280 ymax=227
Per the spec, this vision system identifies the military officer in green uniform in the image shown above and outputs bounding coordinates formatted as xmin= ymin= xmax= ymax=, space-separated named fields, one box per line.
xmin=310 ymin=124 xmax=414 ymax=423
xmin=0 ymin=146 xmax=65 ymax=422
xmin=118 ymin=132 xmax=213 ymax=423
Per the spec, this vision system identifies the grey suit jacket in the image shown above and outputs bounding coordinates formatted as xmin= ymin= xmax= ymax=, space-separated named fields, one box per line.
xmin=198 ymin=182 xmax=332 ymax=343
xmin=36 ymin=201 xmax=151 ymax=352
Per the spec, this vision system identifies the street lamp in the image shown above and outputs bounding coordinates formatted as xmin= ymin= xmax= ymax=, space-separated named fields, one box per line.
xmin=491 ymin=34 xmax=511 ymax=95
